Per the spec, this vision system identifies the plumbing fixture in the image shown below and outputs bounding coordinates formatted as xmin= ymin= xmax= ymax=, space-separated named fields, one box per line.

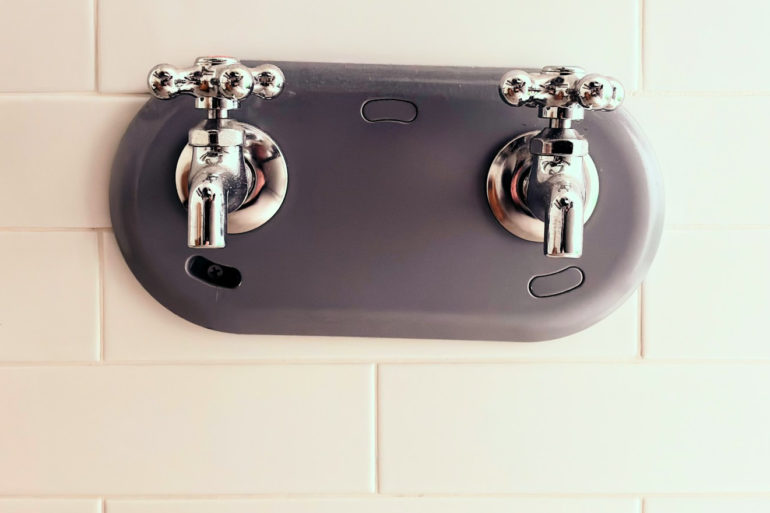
xmin=111 ymin=61 xmax=662 ymax=340
xmin=487 ymin=66 xmax=624 ymax=258
xmin=148 ymin=56 xmax=288 ymax=248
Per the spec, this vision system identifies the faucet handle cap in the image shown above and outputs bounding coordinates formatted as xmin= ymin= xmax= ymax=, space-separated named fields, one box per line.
xmin=576 ymin=74 xmax=624 ymax=111
xmin=500 ymin=70 xmax=535 ymax=106
xmin=148 ymin=64 xmax=183 ymax=99
xmin=216 ymin=63 xmax=255 ymax=100
xmin=251 ymin=64 xmax=285 ymax=100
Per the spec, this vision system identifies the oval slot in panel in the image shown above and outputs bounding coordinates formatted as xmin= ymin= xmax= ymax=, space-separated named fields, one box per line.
xmin=528 ymin=266 xmax=585 ymax=298
xmin=361 ymin=98 xmax=418 ymax=123
xmin=186 ymin=256 xmax=242 ymax=289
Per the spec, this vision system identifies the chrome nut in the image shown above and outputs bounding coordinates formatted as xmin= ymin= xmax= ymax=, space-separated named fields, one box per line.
xmin=530 ymin=133 xmax=589 ymax=157
xmin=188 ymin=127 xmax=244 ymax=147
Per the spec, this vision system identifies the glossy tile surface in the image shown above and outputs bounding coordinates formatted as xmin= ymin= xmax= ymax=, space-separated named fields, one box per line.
xmin=0 ymin=501 xmax=100 ymax=513
xmin=0 ymin=97 xmax=145 ymax=227
xmin=0 ymin=0 xmax=95 ymax=91
xmin=625 ymin=96 xmax=770 ymax=226
xmin=380 ymin=363 xmax=770 ymax=493
xmin=645 ymin=498 xmax=770 ymax=513
xmin=644 ymin=230 xmax=770 ymax=359
xmin=645 ymin=0 xmax=770 ymax=91
xmin=0 ymin=232 xmax=99 ymax=361
xmin=0 ymin=365 xmax=374 ymax=494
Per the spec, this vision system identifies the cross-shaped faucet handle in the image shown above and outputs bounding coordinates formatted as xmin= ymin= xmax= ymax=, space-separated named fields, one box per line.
xmin=148 ymin=56 xmax=284 ymax=114
xmin=499 ymin=66 xmax=624 ymax=121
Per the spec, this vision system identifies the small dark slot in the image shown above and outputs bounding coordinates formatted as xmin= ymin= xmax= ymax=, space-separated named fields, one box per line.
xmin=186 ymin=255 xmax=242 ymax=289
xmin=361 ymin=98 xmax=418 ymax=123
xmin=528 ymin=266 xmax=585 ymax=298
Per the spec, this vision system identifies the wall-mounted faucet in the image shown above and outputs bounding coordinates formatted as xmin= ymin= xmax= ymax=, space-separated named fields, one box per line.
xmin=487 ymin=66 xmax=624 ymax=258
xmin=148 ymin=56 xmax=288 ymax=248
xmin=112 ymin=60 xmax=662 ymax=340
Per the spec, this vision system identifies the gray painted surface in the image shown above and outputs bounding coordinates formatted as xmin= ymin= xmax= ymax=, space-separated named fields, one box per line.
xmin=110 ymin=62 xmax=664 ymax=341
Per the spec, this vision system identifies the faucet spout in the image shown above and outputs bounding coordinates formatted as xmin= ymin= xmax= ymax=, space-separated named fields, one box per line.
xmin=527 ymin=144 xmax=587 ymax=258
xmin=545 ymin=182 xmax=585 ymax=258
xmin=188 ymin=171 xmax=228 ymax=248
xmin=185 ymin=122 xmax=253 ymax=249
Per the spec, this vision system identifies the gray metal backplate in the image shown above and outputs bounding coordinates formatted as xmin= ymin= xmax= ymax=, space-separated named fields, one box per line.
xmin=110 ymin=61 xmax=664 ymax=342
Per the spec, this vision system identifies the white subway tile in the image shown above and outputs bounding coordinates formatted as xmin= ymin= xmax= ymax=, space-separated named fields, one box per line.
xmin=645 ymin=0 xmax=770 ymax=91
xmin=103 ymin=234 xmax=638 ymax=361
xmin=645 ymin=498 xmax=770 ymax=513
xmin=0 ymin=365 xmax=373 ymax=494
xmin=106 ymin=498 xmax=639 ymax=513
xmin=379 ymin=363 xmax=770 ymax=493
xmin=644 ymin=230 xmax=770 ymax=359
xmin=0 ymin=96 xmax=145 ymax=227
xmin=625 ymin=95 xmax=770 ymax=226
xmin=0 ymin=500 xmax=100 ymax=513
xmin=98 ymin=0 xmax=638 ymax=93
xmin=0 ymin=232 xmax=98 ymax=361
xmin=0 ymin=0 xmax=94 ymax=92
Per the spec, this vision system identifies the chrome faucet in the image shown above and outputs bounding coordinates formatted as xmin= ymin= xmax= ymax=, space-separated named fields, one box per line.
xmin=148 ymin=56 xmax=286 ymax=248
xmin=488 ymin=66 xmax=624 ymax=258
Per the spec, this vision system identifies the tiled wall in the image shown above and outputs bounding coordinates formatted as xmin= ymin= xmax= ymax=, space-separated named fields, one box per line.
xmin=1 ymin=1 xmax=769 ymax=512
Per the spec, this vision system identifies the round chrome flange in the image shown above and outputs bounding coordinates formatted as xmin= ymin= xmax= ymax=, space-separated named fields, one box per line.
xmin=176 ymin=121 xmax=288 ymax=234
xmin=486 ymin=130 xmax=599 ymax=242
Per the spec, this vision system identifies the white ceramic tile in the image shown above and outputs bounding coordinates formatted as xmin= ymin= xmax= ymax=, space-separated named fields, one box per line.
xmin=645 ymin=0 xmax=770 ymax=91
xmin=625 ymin=95 xmax=770 ymax=226
xmin=0 ymin=0 xmax=94 ymax=91
xmin=0 ymin=96 xmax=145 ymax=227
xmin=0 ymin=232 xmax=98 ymax=361
xmin=645 ymin=498 xmax=770 ymax=513
xmin=106 ymin=498 xmax=639 ymax=513
xmin=103 ymin=234 xmax=638 ymax=361
xmin=644 ymin=229 xmax=770 ymax=359
xmin=0 ymin=500 xmax=100 ymax=513
xmin=379 ymin=363 xmax=770 ymax=493
xmin=98 ymin=0 xmax=638 ymax=93
xmin=0 ymin=365 xmax=373 ymax=494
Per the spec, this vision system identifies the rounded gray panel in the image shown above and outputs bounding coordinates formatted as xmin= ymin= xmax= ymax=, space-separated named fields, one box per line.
xmin=110 ymin=62 xmax=663 ymax=342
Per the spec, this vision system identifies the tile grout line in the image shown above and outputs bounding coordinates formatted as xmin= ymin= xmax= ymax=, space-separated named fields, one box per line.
xmin=0 ymin=92 xmax=148 ymax=98
xmin=638 ymin=283 xmax=645 ymax=358
xmin=97 ymin=231 xmax=106 ymax=362
xmin=638 ymin=0 xmax=647 ymax=91
xmin=374 ymin=363 xmax=381 ymax=494
xmin=3 ymin=358 xmax=770 ymax=366
xmin=6 ymin=493 xmax=770 ymax=499
xmin=0 ymin=227 xmax=109 ymax=232
xmin=93 ymin=0 xmax=100 ymax=92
